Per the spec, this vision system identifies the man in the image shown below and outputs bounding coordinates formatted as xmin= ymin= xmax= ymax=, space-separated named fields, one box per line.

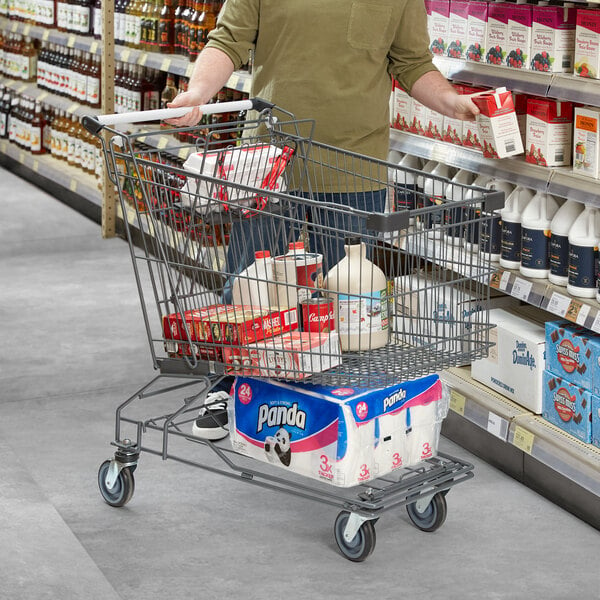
xmin=175 ymin=0 xmax=479 ymax=440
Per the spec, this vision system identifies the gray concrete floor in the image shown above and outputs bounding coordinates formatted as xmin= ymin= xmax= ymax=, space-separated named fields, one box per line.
xmin=1 ymin=165 xmax=599 ymax=599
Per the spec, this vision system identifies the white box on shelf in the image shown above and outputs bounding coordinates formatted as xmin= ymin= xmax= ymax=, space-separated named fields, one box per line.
xmin=573 ymin=106 xmax=600 ymax=178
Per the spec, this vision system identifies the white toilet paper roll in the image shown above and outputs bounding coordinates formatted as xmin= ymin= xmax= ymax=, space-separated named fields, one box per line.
xmin=372 ymin=410 xmax=409 ymax=472
xmin=405 ymin=403 xmax=439 ymax=466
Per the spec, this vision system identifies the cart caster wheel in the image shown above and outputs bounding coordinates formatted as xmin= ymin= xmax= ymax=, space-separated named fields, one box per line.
xmin=98 ymin=460 xmax=135 ymax=507
xmin=406 ymin=492 xmax=447 ymax=532
xmin=334 ymin=511 xmax=376 ymax=562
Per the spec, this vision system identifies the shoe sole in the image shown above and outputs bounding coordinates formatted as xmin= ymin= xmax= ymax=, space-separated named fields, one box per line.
xmin=191 ymin=422 xmax=229 ymax=441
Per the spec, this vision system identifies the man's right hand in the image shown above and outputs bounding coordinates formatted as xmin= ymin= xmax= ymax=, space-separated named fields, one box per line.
xmin=164 ymin=91 xmax=205 ymax=127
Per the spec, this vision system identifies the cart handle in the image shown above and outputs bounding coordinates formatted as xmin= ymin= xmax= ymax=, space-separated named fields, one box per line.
xmin=82 ymin=98 xmax=275 ymax=134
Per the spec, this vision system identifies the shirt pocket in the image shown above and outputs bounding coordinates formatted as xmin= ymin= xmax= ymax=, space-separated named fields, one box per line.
xmin=347 ymin=2 xmax=394 ymax=51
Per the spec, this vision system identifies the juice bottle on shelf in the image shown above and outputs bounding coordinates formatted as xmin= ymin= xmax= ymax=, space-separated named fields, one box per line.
xmin=147 ymin=0 xmax=161 ymax=50
xmin=0 ymin=90 xmax=11 ymax=139
xmin=130 ymin=64 xmax=143 ymax=112
xmin=172 ymin=0 xmax=184 ymax=53
xmin=139 ymin=0 xmax=151 ymax=48
xmin=158 ymin=0 xmax=174 ymax=53
xmin=30 ymin=101 xmax=45 ymax=155
xmin=160 ymin=73 xmax=178 ymax=127
xmin=520 ymin=192 xmax=561 ymax=279
xmin=479 ymin=179 xmax=514 ymax=263
xmin=548 ymin=200 xmax=584 ymax=287
xmin=22 ymin=36 xmax=37 ymax=82
xmin=415 ymin=159 xmax=437 ymax=217
xmin=567 ymin=206 xmax=600 ymax=299
xmin=187 ymin=0 xmax=201 ymax=61
xmin=8 ymin=96 xmax=20 ymax=146
xmin=88 ymin=53 xmax=101 ymax=108
xmin=463 ymin=173 xmax=493 ymax=253
xmin=141 ymin=67 xmax=160 ymax=111
xmin=198 ymin=0 xmax=215 ymax=53
xmin=42 ymin=103 xmax=54 ymax=153
xmin=66 ymin=112 xmax=79 ymax=165
xmin=114 ymin=62 xmax=125 ymax=113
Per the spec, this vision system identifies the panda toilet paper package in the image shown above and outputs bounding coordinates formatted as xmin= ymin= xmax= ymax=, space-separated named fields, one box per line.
xmin=229 ymin=374 xmax=447 ymax=487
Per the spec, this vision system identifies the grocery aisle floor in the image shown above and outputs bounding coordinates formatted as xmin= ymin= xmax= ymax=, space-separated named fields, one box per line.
xmin=1 ymin=165 xmax=599 ymax=600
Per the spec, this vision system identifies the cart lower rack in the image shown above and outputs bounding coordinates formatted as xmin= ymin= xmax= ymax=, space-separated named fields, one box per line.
xmin=86 ymin=99 xmax=500 ymax=560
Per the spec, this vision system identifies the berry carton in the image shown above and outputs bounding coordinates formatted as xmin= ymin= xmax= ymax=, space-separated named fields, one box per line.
xmin=505 ymin=3 xmax=532 ymax=70
xmin=512 ymin=91 xmax=530 ymax=148
xmin=575 ymin=8 xmax=600 ymax=79
xmin=461 ymin=85 xmax=487 ymax=150
xmin=466 ymin=0 xmax=488 ymax=62
xmin=442 ymin=83 xmax=464 ymax=145
xmin=542 ymin=370 xmax=594 ymax=444
xmin=392 ymin=82 xmax=413 ymax=132
xmin=486 ymin=2 xmax=510 ymax=66
xmin=423 ymin=107 xmax=444 ymax=141
xmin=471 ymin=87 xmax=524 ymax=159
xmin=447 ymin=0 xmax=469 ymax=59
xmin=426 ymin=0 xmax=450 ymax=56
xmin=531 ymin=4 xmax=577 ymax=73
xmin=573 ymin=106 xmax=600 ymax=178
xmin=410 ymin=99 xmax=428 ymax=136
xmin=525 ymin=98 xmax=573 ymax=167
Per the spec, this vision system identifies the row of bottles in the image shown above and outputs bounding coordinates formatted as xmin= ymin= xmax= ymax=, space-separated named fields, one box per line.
xmin=114 ymin=61 xmax=162 ymax=114
xmin=2 ymin=0 xmax=56 ymax=27
xmin=37 ymin=44 xmax=100 ymax=107
xmin=56 ymin=0 xmax=93 ymax=34
xmin=0 ymin=33 xmax=37 ymax=82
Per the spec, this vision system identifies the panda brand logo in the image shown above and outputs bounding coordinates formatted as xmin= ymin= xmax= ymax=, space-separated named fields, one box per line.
xmin=383 ymin=389 xmax=407 ymax=411
xmin=264 ymin=428 xmax=292 ymax=467
xmin=256 ymin=402 xmax=306 ymax=432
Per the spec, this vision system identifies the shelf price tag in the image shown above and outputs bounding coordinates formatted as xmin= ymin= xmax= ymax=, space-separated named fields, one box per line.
xmin=511 ymin=277 xmax=533 ymax=302
xmin=67 ymin=103 xmax=80 ymax=114
xmin=487 ymin=412 xmax=506 ymax=440
xmin=591 ymin=312 xmax=600 ymax=334
xmin=547 ymin=291 xmax=571 ymax=318
xmin=121 ymin=49 xmax=131 ymax=62
xmin=70 ymin=180 xmax=78 ymax=193
xmin=449 ymin=389 xmax=466 ymax=415
xmin=575 ymin=303 xmax=591 ymax=326
xmin=42 ymin=29 xmax=50 ymax=41
xmin=490 ymin=270 xmax=511 ymax=291
xmin=23 ymin=24 xmax=31 ymax=35
xmin=157 ymin=137 xmax=168 ymax=149
xmin=513 ymin=425 xmax=535 ymax=454
xmin=178 ymin=147 xmax=189 ymax=160
xmin=38 ymin=91 xmax=49 ymax=101
xmin=33 ymin=160 xmax=39 ymax=173
xmin=185 ymin=62 xmax=195 ymax=78
xmin=138 ymin=53 xmax=147 ymax=66
xmin=11 ymin=21 xmax=18 ymax=32
xmin=67 ymin=35 xmax=76 ymax=48
xmin=161 ymin=58 xmax=171 ymax=72
xmin=90 ymin=41 xmax=99 ymax=54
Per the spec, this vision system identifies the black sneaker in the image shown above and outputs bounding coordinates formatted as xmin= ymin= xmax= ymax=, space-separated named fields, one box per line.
xmin=192 ymin=391 xmax=230 ymax=441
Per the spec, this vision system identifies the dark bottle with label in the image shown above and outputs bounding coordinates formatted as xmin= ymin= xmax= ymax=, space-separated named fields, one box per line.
xmin=158 ymin=0 xmax=174 ymax=53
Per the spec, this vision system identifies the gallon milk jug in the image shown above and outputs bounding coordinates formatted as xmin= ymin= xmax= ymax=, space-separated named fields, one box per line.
xmin=463 ymin=174 xmax=493 ymax=253
xmin=499 ymin=186 xmax=535 ymax=270
xmin=422 ymin=163 xmax=455 ymax=238
xmin=520 ymin=192 xmax=561 ymax=279
xmin=567 ymin=205 xmax=600 ymax=298
xmin=445 ymin=169 xmax=475 ymax=246
xmin=231 ymin=250 xmax=274 ymax=308
xmin=323 ymin=236 xmax=389 ymax=351
xmin=479 ymin=179 xmax=515 ymax=262
xmin=549 ymin=200 xmax=585 ymax=286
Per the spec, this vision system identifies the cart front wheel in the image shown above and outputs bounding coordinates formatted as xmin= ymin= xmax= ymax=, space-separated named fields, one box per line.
xmin=334 ymin=511 xmax=376 ymax=562
xmin=98 ymin=460 xmax=135 ymax=507
xmin=406 ymin=492 xmax=447 ymax=532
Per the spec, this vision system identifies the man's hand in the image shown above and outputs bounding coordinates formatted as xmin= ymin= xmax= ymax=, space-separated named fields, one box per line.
xmin=449 ymin=93 xmax=480 ymax=121
xmin=165 ymin=91 xmax=205 ymax=127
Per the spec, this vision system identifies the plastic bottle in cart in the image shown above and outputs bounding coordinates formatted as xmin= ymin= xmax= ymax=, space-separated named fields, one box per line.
xmin=231 ymin=250 xmax=274 ymax=309
xmin=549 ymin=200 xmax=585 ymax=287
xmin=444 ymin=169 xmax=475 ymax=245
xmin=499 ymin=187 xmax=536 ymax=270
xmin=567 ymin=206 xmax=600 ymax=298
xmin=479 ymin=179 xmax=515 ymax=262
xmin=463 ymin=174 xmax=493 ymax=253
xmin=520 ymin=192 xmax=561 ymax=279
xmin=323 ymin=236 xmax=389 ymax=351
xmin=422 ymin=163 xmax=455 ymax=238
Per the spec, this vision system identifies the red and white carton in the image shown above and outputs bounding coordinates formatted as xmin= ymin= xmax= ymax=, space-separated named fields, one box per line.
xmin=512 ymin=91 xmax=530 ymax=148
xmin=443 ymin=83 xmax=465 ymax=145
xmin=392 ymin=82 xmax=413 ymax=132
xmin=573 ymin=106 xmax=600 ymax=178
xmin=162 ymin=304 xmax=299 ymax=359
xmin=447 ymin=0 xmax=470 ymax=59
xmin=575 ymin=8 xmax=600 ymax=79
xmin=466 ymin=1 xmax=488 ymax=62
xmin=531 ymin=5 xmax=577 ymax=73
xmin=461 ymin=85 xmax=486 ymax=151
xmin=222 ymin=331 xmax=342 ymax=380
xmin=410 ymin=99 xmax=428 ymax=136
xmin=505 ymin=2 xmax=532 ymax=70
xmin=486 ymin=2 xmax=510 ymax=65
xmin=423 ymin=107 xmax=444 ymax=141
xmin=525 ymin=98 xmax=573 ymax=167
xmin=471 ymin=87 xmax=524 ymax=159
xmin=425 ymin=0 xmax=450 ymax=56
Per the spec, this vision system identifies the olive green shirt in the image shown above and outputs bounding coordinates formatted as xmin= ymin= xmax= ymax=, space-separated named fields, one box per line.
xmin=207 ymin=0 xmax=438 ymax=163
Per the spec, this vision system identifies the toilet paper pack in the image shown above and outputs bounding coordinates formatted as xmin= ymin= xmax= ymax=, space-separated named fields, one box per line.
xmin=229 ymin=374 xmax=446 ymax=488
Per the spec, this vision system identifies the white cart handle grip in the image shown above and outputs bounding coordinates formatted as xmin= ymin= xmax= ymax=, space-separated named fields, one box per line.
xmin=83 ymin=98 xmax=275 ymax=134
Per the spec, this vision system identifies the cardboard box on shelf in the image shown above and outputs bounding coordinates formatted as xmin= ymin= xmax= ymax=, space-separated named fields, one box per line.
xmin=486 ymin=2 xmax=510 ymax=65
xmin=525 ymin=98 xmax=573 ymax=167
xmin=392 ymin=82 xmax=413 ymax=132
xmin=575 ymin=8 xmax=600 ymax=79
xmin=447 ymin=0 xmax=470 ymax=59
xmin=531 ymin=4 xmax=577 ymax=73
xmin=426 ymin=0 xmax=451 ymax=56
xmin=471 ymin=308 xmax=546 ymax=413
xmin=592 ymin=394 xmax=600 ymax=449
xmin=542 ymin=370 xmax=594 ymax=444
xmin=229 ymin=373 xmax=446 ymax=487
xmin=462 ymin=85 xmax=487 ymax=150
xmin=466 ymin=0 xmax=488 ymax=62
xmin=506 ymin=2 xmax=532 ymax=70
xmin=443 ymin=83 xmax=465 ymax=144
xmin=573 ymin=106 xmax=600 ymax=178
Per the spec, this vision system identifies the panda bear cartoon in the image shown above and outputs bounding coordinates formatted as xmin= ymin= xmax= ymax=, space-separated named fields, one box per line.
xmin=264 ymin=427 xmax=292 ymax=467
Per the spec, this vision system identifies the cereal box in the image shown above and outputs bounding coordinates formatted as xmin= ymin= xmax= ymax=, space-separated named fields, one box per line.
xmin=575 ymin=8 xmax=600 ymax=79
xmin=573 ymin=106 xmax=600 ymax=178
xmin=472 ymin=87 xmax=524 ymax=159
xmin=525 ymin=98 xmax=573 ymax=167
xmin=447 ymin=0 xmax=469 ymax=59
xmin=531 ymin=5 xmax=577 ymax=73
xmin=486 ymin=2 xmax=510 ymax=65
xmin=545 ymin=320 xmax=600 ymax=396
xmin=542 ymin=370 xmax=593 ymax=443
xmin=506 ymin=2 xmax=532 ymax=69
xmin=466 ymin=0 xmax=488 ymax=62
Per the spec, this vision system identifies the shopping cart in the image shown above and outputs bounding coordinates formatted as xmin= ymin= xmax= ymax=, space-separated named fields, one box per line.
xmin=83 ymin=98 xmax=503 ymax=561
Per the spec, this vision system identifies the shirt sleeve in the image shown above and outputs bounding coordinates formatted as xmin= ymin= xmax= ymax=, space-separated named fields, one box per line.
xmin=205 ymin=0 xmax=260 ymax=70
xmin=388 ymin=0 xmax=439 ymax=95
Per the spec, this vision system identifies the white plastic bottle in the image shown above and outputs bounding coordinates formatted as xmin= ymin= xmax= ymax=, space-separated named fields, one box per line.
xmin=231 ymin=250 xmax=274 ymax=308
xmin=422 ymin=163 xmax=455 ymax=238
xmin=520 ymin=192 xmax=561 ymax=278
xmin=499 ymin=186 xmax=536 ymax=269
xmin=567 ymin=205 xmax=600 ymax=298
xmin=444 ymin=169 xmax=475 ymax=246
xmin=549 ymin=200 xmax=585 ymax=286
xmin=394 ymin=153 xmax=422 ymax=221
xmin=463 ymin=174 xmax=493 ymax=253
xmin=479 ymin=179 xmax=515 ymax=262
xmin=323 ymin=236 xmax=389 ymax=351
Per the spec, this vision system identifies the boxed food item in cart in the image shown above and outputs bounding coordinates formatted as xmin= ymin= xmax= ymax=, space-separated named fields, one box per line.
xmin=181 ymin=144 xmax=294 ymax=212
xmin=471 ymin=308 xmax=546 ymax=413
xmin=222 ymin=331 xmax=342 ymax=379
xmin=229 ymin=374 xmax=447 ymax=487
xmin=162 ymin=304 xmax=298 ymax=359
xmin=542 ymin=370 xmax=594 ymax=443
xmin=471 ymin=87 xmax=524 ymax=159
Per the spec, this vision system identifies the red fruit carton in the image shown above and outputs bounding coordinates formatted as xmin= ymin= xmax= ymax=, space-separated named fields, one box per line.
xmin=425 ymin=0 xmax=450 ymax=56
xmin=575 ymin=8 xmax=600 ymax=79
xmin=447 ymin=1 xmax=469 ymax=59
xmin=442 ymin=83 xmax=465 ymax=145
xmin=471 ymin=87 xmax=524 ymax=159
xmin=506 ymin=3 xmax=532 ymax=70
xmin=163 ymin=304 xmax=299 ymax=359
xmin=525 ymin=98 xmax=573 ymax=167
xmin=392 ymin=81 xmax=413 ymax=132
xmin=531 ymin=5 xmax=577 ymax=73
xmin=461 ymin=85 xmax=486 ymax=151
xmin=466 ymin=1 xmax=488 ymax=62
xmin=486 ymin=3 xmax=510 ymax=66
